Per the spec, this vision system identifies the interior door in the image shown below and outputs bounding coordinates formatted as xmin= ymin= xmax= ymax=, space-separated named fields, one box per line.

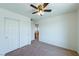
xmin=20 ymin=21 xmax=29 ymax=47
xmin=5 ymin=18 xmax=19 ymax=52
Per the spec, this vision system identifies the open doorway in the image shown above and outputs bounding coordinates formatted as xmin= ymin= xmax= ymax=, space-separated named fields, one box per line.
xmin=34 ymin=24 xmax=39 ymax=41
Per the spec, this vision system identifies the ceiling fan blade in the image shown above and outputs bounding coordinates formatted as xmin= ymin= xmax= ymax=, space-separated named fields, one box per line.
xmin=44 ymin=9 xmax=52 ymax=12
xmin=32 ymin=11 xmax=38 ymax=14
xmin=43 ymin=3 xmax=49 ymax=8
xmin=30 ymin=4 xmax=38 ymax=9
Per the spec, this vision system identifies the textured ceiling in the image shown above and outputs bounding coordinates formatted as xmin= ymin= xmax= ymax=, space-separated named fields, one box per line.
xmin=0 ymin=3 xmax=79 ymax=21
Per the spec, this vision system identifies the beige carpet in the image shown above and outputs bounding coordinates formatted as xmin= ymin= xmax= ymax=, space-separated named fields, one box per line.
xmin=5 ymin=40 xmax=79 ymax=56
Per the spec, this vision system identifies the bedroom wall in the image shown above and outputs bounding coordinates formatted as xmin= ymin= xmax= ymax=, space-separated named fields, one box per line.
xmin=36 ymin=11 xmax=78 ymax=51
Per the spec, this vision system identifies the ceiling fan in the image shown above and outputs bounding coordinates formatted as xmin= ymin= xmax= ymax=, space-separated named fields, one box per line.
xmin=30 ymin=3 xmax=52 ymax=16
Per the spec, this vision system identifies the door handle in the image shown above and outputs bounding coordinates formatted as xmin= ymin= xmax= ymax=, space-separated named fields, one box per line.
xmin=5 ymin=36 xmax=8 ymax=39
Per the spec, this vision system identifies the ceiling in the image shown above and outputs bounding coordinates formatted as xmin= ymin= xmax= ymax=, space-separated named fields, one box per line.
xmin=0 ymin=3 xmax=79 ymax=21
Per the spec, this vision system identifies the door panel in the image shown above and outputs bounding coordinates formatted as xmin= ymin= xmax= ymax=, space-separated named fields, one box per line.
xmin=20 ymin=21 xmax=29 ymax=47
xmin=28 ymin=22 xmax=32 ymax=44
xmin=5 ymin=18 xmax=19 ymax=52
xmin=0 ymin=17 xmax=6 ymax=55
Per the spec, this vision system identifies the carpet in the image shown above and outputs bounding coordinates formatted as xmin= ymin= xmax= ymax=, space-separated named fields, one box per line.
xmin=5 ymin=40 xmax=79 ymax=56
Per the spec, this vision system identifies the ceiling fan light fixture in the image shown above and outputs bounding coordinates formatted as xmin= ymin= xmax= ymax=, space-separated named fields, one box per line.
xmin=30 ymin=3 xmax=52 ymax=16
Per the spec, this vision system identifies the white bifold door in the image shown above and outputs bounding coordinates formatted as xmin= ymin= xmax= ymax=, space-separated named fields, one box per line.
xmin=19 ymin=21 xmax=29 ymax=47
xmin=0 ymin=17 xmax=5 ymax=55
xmin=5 ymin=18 xmax=19 ymax=52
xmin=0 ymin=17 xmax=19 ymax=55
xmin=0 ymin=17 xmax=31 ymax=55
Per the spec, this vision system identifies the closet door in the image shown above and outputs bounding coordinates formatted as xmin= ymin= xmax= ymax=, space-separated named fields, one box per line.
xmin=5 ymin=18 xmax=19 ymax=52
xmin=0 ymin=17 xmax=6 ymax=55
xmin=20 ymin=21 xmax=29 ymax=47
xmin=28 ymin=21 xmax=32 ymax=44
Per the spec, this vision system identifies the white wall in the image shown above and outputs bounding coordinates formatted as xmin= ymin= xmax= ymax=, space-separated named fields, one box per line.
xmin=0 ymin=8 xmax=30 ymax=22
xmin=36 ymin=12 xmax=78 ymax=51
